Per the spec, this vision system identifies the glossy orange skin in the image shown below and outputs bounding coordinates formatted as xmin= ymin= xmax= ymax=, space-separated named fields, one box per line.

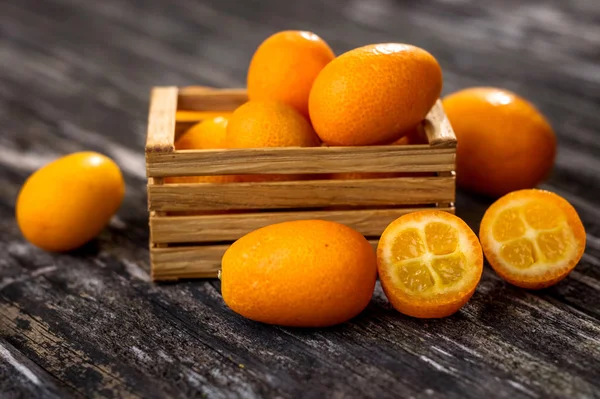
xmin=247 ymin=30 xmax=335 ymax=118
xmin=221 ymin=220 xmax=377 ymax=327
xmin=178 ymin=116 xmax=229 ymax=149
xmin=167 ymin=116 xmax=242 ymax=184
xmin=227 ymin=100 xmax=319 ymax=148
xmin=442 ymin=87 xmax=557 ymax=198
xmin=16 ymin=152 xmax=125 ymax=252
xmin=227 ymin=100 xmax=320 ymax=182
xmin=309 ymin=43 xmax=442 ymax=146
xmin=479 ymin=189 xmax=586 ymax=289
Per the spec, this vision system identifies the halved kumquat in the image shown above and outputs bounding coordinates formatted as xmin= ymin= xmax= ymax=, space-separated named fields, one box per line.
xmin=479 ymin=189 xmax=586 ymax=289
xmin=377 ymin=211 xmax=483 ymax=318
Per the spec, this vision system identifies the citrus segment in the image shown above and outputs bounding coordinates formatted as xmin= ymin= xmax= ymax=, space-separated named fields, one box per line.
xmin=493 ymin=208 xmax=526 ymax=241
xmin=480 ymin=189 xmax=586 ymax=289
xmin=431 ymin=254 xmax=465 ymax=286
xmin=500 ymin=238 xmax=536 ymax=269
xmin=398 ymin=261 xmax=435 ymax=293
xmin=377 ymin=211 xmax=483 ymax=318
xmin=424 ymin=222 xmax=458 ymax=255
xmin=523 ymin=201 xmax=562 ymax=230
xmin=390 ymin=228 xmax=426 ymax=261
xmin=537 ymin=230 xmax=569 ymax=262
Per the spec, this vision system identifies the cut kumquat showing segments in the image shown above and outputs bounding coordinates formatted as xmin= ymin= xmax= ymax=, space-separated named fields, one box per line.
xmin=377 ymin=211 xmax=483 ymax=318
xmin=479 ymin=189 xmax=586 ymax=289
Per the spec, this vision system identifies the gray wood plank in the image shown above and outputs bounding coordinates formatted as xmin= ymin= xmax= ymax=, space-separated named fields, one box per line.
xmin=0 ymin=0 xmax=599 ymax=397
xmin=0 ymin=337 xmax=78 ymax=399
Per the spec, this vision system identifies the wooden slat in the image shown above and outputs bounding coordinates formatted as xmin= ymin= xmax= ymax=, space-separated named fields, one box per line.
xmin=151 ymin=244 xmax=227 ymax=280
xmin=436 ymin=171 xmax=456 ymax=208
xmin=177 ymin=87 xmax=247 ymax=111
xmin=147 ymin=177 xmax=455 ymax=212
xmin=146 ymin=146 xmax=456 ymax=177
xmin=151 ymin=239 xmax=381 ymax=281
xmin=150 ymin=207 xmax=455 ymax=244
xmin=424 ymin=100 xmax=457 ymax=148
xmin=145 ymin=87 xmax=178 ymax=153
xmin=176 ymin=110 xmax=233 ymax=122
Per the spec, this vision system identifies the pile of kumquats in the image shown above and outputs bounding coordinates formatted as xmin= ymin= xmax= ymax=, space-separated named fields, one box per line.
xmin=15 ymin=31 xmax=586 ymax=328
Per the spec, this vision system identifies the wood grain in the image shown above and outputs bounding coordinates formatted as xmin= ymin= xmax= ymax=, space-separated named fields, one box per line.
xmin=2 ymin=0 xmax=600 ymax=397
xmin=150 ymin=207 xmax=454 ymax=244
xmin=0 ymin=337 xmax=76 ymax=399
xmin=177 ymin=87 xmax=247 ymax=111
xmin=148 ymin=177 xmax=456 ymax=212
xmin=144 ymin=87 xmax=178 ymax=154
xmin=147 ymin=146 xmax=456 ymax=176
xmin=424 ymin=100 xmax=458 ymax=148
xmin=151 ymin=244 xmax=228 ymax=280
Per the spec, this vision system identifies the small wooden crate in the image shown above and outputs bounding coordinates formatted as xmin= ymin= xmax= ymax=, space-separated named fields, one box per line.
xmin=145 ymin=86 xmax=457 ymax=281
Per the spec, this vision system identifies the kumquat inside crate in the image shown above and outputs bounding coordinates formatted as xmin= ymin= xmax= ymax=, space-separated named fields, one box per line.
xmin=145 ymin=86 xmax=457 ymax=281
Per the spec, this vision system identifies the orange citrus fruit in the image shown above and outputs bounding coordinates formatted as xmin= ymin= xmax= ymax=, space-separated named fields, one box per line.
xmin=177 ymin=116 xmax=228 ymax=149
xmin=309 ymin=43 xmax=442 ymax=146
xmin=227 ymin=100 xmax=319 ymax=148
xmin=221 ymin=220 xmax=377 ymax=327
xmin=16 ymin=152 xmax=124 ymax=252
xmin=479 ymin=189 xmax=586 ymax=289
xmin=392 ymin=122 xmax=428 ymax=145
xmin=166 ymin=116 xmax=241 ymax=184
xmin=227 ymin=100 xmax=320 ymax=182
xmin=377 ymin=210 xmax=483 ymax=318
xmin=247 ymin=30 xmax=335 ymax=118
xmin=442 ymin=87 xmax=557 ymax=197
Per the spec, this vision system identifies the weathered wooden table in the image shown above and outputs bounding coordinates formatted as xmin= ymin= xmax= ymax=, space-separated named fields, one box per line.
xmin=1 ymin=0 xmax=599 ymax=398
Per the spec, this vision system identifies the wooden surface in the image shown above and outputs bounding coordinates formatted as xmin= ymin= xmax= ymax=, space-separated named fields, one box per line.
xmin=423 ymin=101 xmax=458 ymax=148
xmin=146 ymin=145 xmax=456 ymax=176
xmin=145 ymin=87 xmax=178 ymax=153
xmin=150 ymin=207 xmax=455 ymax=244
xmin=148 ymin=177 xmax=456 ymax=212
xmin=1 ymin=0 xmax=599 ymax=398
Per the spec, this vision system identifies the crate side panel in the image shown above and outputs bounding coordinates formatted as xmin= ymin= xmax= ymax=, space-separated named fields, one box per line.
xmin=146 ymin=146 xmax=456 ymax=177
xmin=150 ymin=207 xmax=455 ymax=244
xmin=147 ymin=177 xmax=455 ymax=212
xmin=151 ymin=245 xmax=226 ymax=280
